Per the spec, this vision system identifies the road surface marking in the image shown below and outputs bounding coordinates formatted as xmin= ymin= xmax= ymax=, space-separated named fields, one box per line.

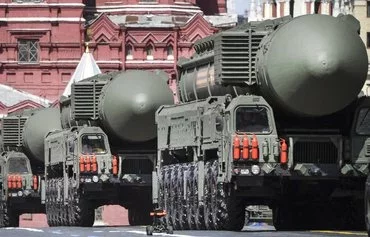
xmin=4 ymin=228 xmax=44 ymax=232
xmin=311 ymin=230 xmax=367 ymax=236
xmin=127 ymin=230 xmax=209 ymax=237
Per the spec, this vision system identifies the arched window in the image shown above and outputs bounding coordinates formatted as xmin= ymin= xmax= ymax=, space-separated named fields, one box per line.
xmin=167 ymin=45 xmax=174 ymax=60
xmin=146 ymin=45 xmax=154 ymax=60
xmin=126 ymin=45 xmax=133 ymax=60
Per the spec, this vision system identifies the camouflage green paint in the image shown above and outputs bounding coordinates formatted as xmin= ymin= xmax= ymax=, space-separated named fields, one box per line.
xmin=257 ymin=14 xmax=368 ymax=117
xmin=99 ymin=70 xmax=174 ymax=143
xmin=22 ymin=108 xmax=62 ymax=163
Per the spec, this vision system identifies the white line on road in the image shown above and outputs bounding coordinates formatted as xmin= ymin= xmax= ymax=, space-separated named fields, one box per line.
xmin=127 ymin=230 xmax=209 ymax=237
xmin=4 ymin=227 xmax=44 ymax=232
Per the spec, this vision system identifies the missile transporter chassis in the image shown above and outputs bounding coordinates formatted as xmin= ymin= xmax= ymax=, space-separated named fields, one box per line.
xmin=153 ymin=14 xmax=370 ymax=231
xmin=0 ymin=109 xmax=57 ymax=227
xmin=44 ymin=126 xmax=123 ymax=226
xmin=55 ymin=70 xmax=173 ymax=226
xmin=154 ymin=95 xmax=370 ymax=231
xmin=0 ymin=151 xmax=44 ymax=227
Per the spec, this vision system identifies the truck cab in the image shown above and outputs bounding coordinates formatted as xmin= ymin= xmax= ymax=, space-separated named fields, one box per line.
xmin=44 ymin=125 xmax=120 ymax=227
xmin=45 ymin=126 xmax=119 ymax=189
xmin=0 ymin=151 xmax=42 ymax=227
xmin=227 ymin=96 xmax=280 ymax=181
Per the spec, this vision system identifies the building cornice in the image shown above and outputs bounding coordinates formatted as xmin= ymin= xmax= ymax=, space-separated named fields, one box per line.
xmin=0 ymin=3 xmax=85 ymax=8
xmin=0 ymin=17 xmax=85 ymax=22
xmin=85 ymin=4 xmax=202 ymax=14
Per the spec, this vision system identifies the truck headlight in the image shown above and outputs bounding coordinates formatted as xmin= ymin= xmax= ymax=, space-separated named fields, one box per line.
xmin=251 ymin=165 xmax=260 ymax=175
xmin=92 ymin=175 xmax=99 ymax=183
xmin=240 ymin=169 xmax=250 ymax=175
xmin=17 ymin=191 xmax=23 ymax=197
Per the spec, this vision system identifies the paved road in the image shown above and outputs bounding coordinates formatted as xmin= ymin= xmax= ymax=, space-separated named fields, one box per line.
xmin=0 ymin=224 xmax=368 ymax=237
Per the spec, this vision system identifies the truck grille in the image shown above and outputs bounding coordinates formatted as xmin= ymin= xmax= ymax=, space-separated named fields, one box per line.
xmin=293 ymin=141 xmax=338 ymax=164
xmin=214 ymin=31 xmax=265 ymax=86
xmin=71 ymin=82 xmax=106 ymax=120
xmin=121 ymin=158 xmax=153 ymax=174
xmin=2 ymin=117 xmax=27 ymax=147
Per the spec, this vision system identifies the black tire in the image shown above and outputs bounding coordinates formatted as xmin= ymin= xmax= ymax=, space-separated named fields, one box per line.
xmin=0 ymin=201 xmax=4 ymax=227
xmin=46 ymin=178 xmax=57 ymax=227
xmin=3 ymin=203 xmax=19 ymax=227
xmin=217 ymin=183 xmax=246 ymax=231
xmin=72 ymin=198 xmax=95 ymax=227
xmin=365 ymin=175 xmax=370 ymax=236
xmin=159 ymin=160 xmax=245 ymax=231
xmin=167 ymin=225 xmax=174 ymax=234
xmin=272 ymin=204 xmax=293 ymax=231
xmin=128 ymin=207 xmax=151 ymax=226
xmin=66 ymin=179 xmax=94 ymax=227
xmin=146 ymin=226 xmax=154 ymax=235
xmin=211 ymin=160 xmax=245 ymax=231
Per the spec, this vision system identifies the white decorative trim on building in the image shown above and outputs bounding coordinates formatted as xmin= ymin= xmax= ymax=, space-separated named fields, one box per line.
xmin=0 ymin=3 xmax=84 ymax=7
xmin=252 ymin=0 xmax=353 ymax=21
xmin=0 ymin=17 xmax=85 ymax=22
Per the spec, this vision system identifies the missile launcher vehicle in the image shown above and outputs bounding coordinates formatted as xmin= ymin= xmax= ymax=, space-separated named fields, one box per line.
xmin=44 ymin=70 xmax=174 ymax=226
xmin=0 ymin=108 xmax=62 ymax=227
xmin=153 ymin=14 xmax=370 ymax=231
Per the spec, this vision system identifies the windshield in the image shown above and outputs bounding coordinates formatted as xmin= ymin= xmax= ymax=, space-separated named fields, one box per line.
xmin=8 ymin=157 xmax=29 ymax=174
xmin=356 ymin=108 xmax=370 ymax=135
xmin=81 ymin=134 xmax=107 ymax=154
xmin=235 ymin=106 xmax=270 ymax=133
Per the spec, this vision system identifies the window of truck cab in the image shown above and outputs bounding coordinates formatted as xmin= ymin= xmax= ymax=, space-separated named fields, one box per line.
xmin=235 ymin=106 xmax=271 ymax=134
xmin=8 ymin=157 xmax=30 ymax=174
xmin=81 ymin=134 xmax=107 ymax=155
xmin=355 ymin=107 xmax=370 ymax=135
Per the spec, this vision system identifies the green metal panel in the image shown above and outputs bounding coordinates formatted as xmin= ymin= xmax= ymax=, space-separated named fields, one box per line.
xmin=257 ymin=14 xmax=368 ymax=117
xmin=22 ymin=108 xmax=62 ymax=164
xmin=98 ymin=70 xmax=174 ymax=143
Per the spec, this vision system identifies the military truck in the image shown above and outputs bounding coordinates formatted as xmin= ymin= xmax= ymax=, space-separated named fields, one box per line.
xmin=0 ymin=108 xmax=62 ymax=227
xmin=48 ymin=70 xmax=174 ymax=226
xmin=152 ymin=14 xmax=370 ymax=231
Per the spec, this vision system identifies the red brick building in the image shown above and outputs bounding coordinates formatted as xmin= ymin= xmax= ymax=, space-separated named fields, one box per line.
xmin=0 ymin=0 xmax=235 ymax=226
xmin=0 ymin=0 xmax=85 ymax=102
xmin=0 ymin=0 xmax=234 ymax=105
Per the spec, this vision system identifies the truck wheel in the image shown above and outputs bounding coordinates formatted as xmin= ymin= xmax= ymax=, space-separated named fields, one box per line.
xmin=167 ymin=225 xmax=174 ymax=234
xmin=3 ymin=203 xmax=19 ymax=227
xmin=348 ymin=198 xmax=365 ymax=231
xmin=58 ymin=177 xmax=69 ymax=226
xmin=217 ymin=183 xmax=245 ymax=231
xmin=365 ymin=175 xmax=370 ymax=236
xmin=210 ymin=160 xmax=245 ymax=231
xmin=0 ymin=201 xmax=5 ymax=227
xmin=272 ymin=204 xmax=294 ymax=231
xmin=128 ymin=207 xmax=152 ymax=226
xmin=72 ymin=197 xmax=95 ymax=227
xmin=67 ymin=178 xmax=75 ymax=226
xmin=146 ymin=225 xmax=154 ymax=235
xmin=46 ymin=178 xmax=57 ymax=226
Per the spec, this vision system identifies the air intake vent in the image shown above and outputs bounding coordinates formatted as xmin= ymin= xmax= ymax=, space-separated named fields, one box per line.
xmin=294 ymin=141 xmax=338 ymax=164
xmin=214 ymin=31 xmax=266 ymax=85
xmin=121 ymin=158 xmax=153 ymax=174
xmin=71 ymin=81 xmax=106 ymax=121
xmin=2 ymin=116 xmax=27 ymax=147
